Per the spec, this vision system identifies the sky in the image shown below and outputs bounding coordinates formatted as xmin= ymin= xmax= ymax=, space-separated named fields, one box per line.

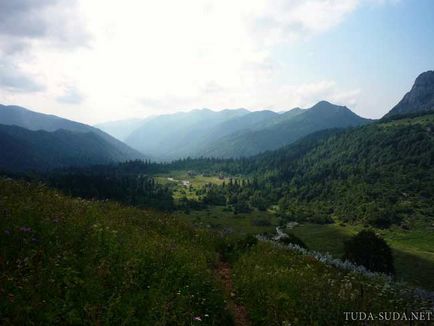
xmin=0 ymin=0 xmax=433 ymax=124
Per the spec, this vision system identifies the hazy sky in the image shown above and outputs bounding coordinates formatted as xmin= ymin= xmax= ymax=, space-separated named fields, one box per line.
xmin=0 ymin=0 xmax=433 ymax=124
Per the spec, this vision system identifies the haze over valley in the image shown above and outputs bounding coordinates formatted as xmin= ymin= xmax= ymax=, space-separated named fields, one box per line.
xmin=1 ymin=1 xmax=433 ymax=324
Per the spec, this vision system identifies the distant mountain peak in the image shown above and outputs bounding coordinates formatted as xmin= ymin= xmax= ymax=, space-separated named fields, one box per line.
xmin=310 ymin=101 xmax=347 ymax=110
xmin=385 ymin=70 xmax=434 ymax=118
xmin=0 ymin=104 xmax=143 ymax=163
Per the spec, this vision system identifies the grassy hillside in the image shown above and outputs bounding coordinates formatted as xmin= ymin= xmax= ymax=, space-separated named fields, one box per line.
xmin=0 ymin=178 xmax=230 ymax=325
xmin=291 ymin=223 xmax=434 ymax=290
xmin=233 ymin=242 xmax=432 ymax=325
xmin=1 ymin=178 xmax=432 ymax=324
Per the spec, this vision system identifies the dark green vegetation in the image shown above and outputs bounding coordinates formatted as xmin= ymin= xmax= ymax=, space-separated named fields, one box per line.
xmin=6 ymin=112 xmax=432 ymax=289
xmin=1 ymin=71 xmax=433 ymax=323
xmin=0 ymin=178 xmax=231 ymax=325
xmin=343 ymin=230 xmax=395 ymax=275
xmin=0 ymin=105 xmax=143 ymax=171
xmin=0 ymin=104 xmax=141 ymax=158
xmin=278 ymin=232 xmax=308 ymax=249
xmin=385 ymin=70 xmax=434 ymax=118
xmin=232 ymin=242 xmax=431 ymax=326
xmin=158 ymin=113 xmax=434 ymax=289
xmin=291 ymin=223 xmax=434 ymax=291
xmin=0 ymin=125 xmax=142 ymax=172
xmin=186 ymin=113 xmax=434 ymax=228
xmin=1 ymin=179 xmax=431 ymax=325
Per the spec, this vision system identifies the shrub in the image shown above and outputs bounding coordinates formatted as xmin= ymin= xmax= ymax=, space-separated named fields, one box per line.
xmin=233 ymin=243 xmax=429 ymax=325
xmin=251 ymin=219 xmax=272 ymax=227
xmin=343 ymin=230 xmax=395 ymax=275
xmin=278 ymin=233 xmax=308 ymax=249
xmin=218 ymin=234 xmax=258 ymax=262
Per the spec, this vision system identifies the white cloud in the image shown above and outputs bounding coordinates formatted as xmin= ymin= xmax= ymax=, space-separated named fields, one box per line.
xmin=0 ymin=57 xmax=44 ymax=92
xmin=56 ymin=86 xmax=84 ymax=105
xmin=0 ymin=0 xmax=383 ymax=123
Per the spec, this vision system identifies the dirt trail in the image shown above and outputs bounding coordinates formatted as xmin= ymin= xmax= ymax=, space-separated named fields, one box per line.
xmin=215 ymin=260 xmax=251 ymax=326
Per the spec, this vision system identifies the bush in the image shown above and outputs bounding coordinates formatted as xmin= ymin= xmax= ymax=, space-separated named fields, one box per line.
xmin=233 ymin=243 xmax=427 ymax=325
xmin=251 ymin=219 xmax=272 ymax=227
xmin=278 ymin=233 xmax=308 ymax=249
xmin=232 ymin=200 xmax=251 ymax=214
xmin=343 ymin=230 xmax=395 ymax=275
xmin=218 ymin=234 xmax=258 ymax=262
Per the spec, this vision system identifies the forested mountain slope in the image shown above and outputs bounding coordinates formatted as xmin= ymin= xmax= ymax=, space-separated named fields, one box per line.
xmin=201 ymin=101 xmax=372 ymax=158
xmin=0 ymin=124 xmax=143 ymax=171
xmin=0 ymin=104 xmax=142 ymax=159
xmin=208 ymin=113 xmax=434 ymax=226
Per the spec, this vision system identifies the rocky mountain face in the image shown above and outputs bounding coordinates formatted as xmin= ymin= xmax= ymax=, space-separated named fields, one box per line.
xmin=385 ymin=71 xmax=434 ymax=117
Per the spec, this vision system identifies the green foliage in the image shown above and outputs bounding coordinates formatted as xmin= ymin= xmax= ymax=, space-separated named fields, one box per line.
xmin=233 ymin=243 xmax=429 ymax=325
xmin=48 ymin=172 xmax=175 ymax=211
xmin=0 ymin=179 xmax=430 ymax=325
xmin=0 ymin=178 xmax=230 ymax=325
xmin=0 ymin=124 xmax=143 ymax=172
xmin=217 ymin=234 xmax=258 ymax=262
xmin=290 ymin=222 xmax=434 ymax=290
xmin=278 ymin=233 xmax=308 ymax=249
xmin=343 ymin=230 xmax=395 ymax=275
xmin=184 ymin=114 xmax=434 ymax=227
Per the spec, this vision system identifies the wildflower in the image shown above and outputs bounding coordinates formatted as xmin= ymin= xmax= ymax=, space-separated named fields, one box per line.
xmin=19 ymin=226 xmax=32 ymax=233
xmin=193 ymin=316 xmax=202 ymax=321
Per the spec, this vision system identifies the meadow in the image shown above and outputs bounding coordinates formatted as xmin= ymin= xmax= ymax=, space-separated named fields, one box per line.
xmin=291 ymin=223 xmax=434 ymax=291
xmin=0 ymin=178 xmax=231 ymax=325
xmin=1 ymin=178 xmax=432 ymax=325
xmin=154 ymin=170 xmax=434 ymax=291
xmin=174 ymin=206 xmax=278 ymax=235
xmin=233 ymin=242 xmax=433 ymax=325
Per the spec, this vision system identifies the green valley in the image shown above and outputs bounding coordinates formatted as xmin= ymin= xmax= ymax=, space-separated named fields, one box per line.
xmin=1 ymin=178 xmax=432 ymax=325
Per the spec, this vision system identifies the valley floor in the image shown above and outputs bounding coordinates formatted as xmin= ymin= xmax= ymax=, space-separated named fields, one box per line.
xmin=175 ymin=206 xmax=434 ymax=291
xmin=291 ymin=223 xmax=434 ymax=291
xmin=159 ymin=169 xmax=434 ymax=291
xmin=1 ymin=178 xmax=433 ymax=324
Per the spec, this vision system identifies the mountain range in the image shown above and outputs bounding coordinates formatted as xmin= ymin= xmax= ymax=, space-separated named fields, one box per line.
xmin=0 ymin=105 xmax=143 ymax=171
xmin=198 ymin=101 xmax=371 ymax=158
xmin=97 ymin=102 xmax=371 ymax=160
xmin=385 ymin=70 xmax=434 ymax=118
xmin=0 ymin=71 xmax=433 ymax=170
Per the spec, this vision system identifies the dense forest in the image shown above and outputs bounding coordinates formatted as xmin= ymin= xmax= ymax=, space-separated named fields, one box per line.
xmin=195 ymin=113 xmax=434 ymax=227
xmin=7 ymin=112 xmax=432 ymax=229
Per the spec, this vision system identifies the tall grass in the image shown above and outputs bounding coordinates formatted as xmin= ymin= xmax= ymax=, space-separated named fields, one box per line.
xmin=0 ymin=179 xmax=231 ymax=325
xmin=232 ymin=242 xmax=433 ymax=325
xmin=1 ymin=178 xmax=432 ymax=325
